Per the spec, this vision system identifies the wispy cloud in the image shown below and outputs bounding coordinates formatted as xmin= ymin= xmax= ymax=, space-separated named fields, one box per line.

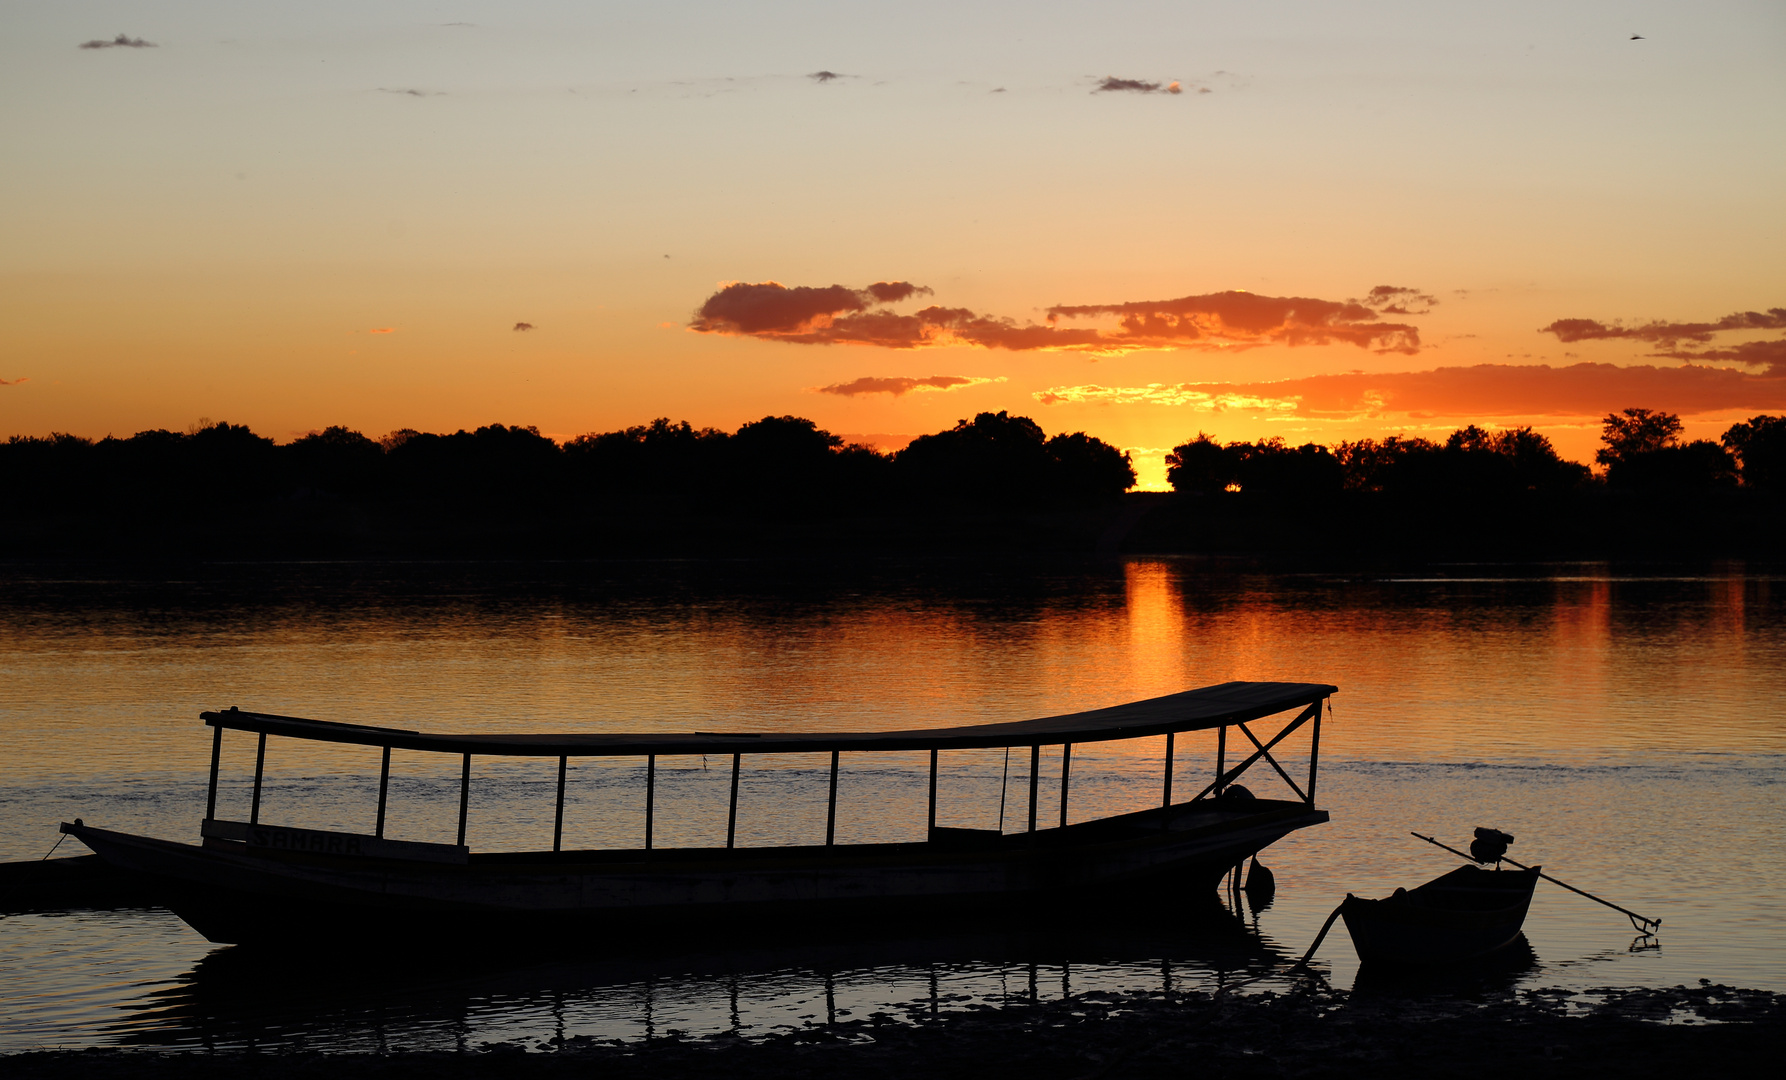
xmin=1540 ymin=304 xmax=1786 ymax=375
xmin=368 ymin=328 xmax=396 ymax=334
xmin=691 ymin=281 xmax=1426 ymax=355
xmin=377 ymin=88 xmax=441 ymax=97
xmin=1359 ymin=285 xmax=1437 ymax=316
xmin=1046 ymin=290 xmax=1424 ymax=354
xmin=513 ymin=322 xmax=535 ymax=332
xmin=816 ymin=375 xmax=1006 ymax=397
xmin=1541 ymin=307 xmax=1786 ymax=347
xmin=1649 ymin=338 xmax=1786 ymax=368
xmin=809 ymin=71 xmax=845 ymax=83
xmin=79 ymin=34 xmax=156 ymax=50
xmin=0 ymin=376 xmax=28 ymax=386
xmin=1094 ymin=77 xmax=1182 ymax=95
xmin=1033 ymin=384 xmax=1299 ymax=411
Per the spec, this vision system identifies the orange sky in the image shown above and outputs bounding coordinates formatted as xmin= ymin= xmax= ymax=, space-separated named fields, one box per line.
xmin=3 ymin=2 xmax=1783 ymax=487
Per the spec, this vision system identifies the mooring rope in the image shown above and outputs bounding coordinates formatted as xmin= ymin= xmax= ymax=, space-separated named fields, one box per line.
xmin=1214 ymin=901 xmax=1345 ymax=996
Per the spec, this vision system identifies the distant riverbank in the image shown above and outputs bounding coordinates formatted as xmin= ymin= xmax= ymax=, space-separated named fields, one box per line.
xmin=5 ymin=487 xmax=1784 ymax=561
xmin=5 ymin=984 xmax=1780 ymax=1078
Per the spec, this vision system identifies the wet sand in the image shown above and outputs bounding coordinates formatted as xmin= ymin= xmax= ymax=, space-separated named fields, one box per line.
xmin=6 ymin=983 xmax=1780 ymax=1079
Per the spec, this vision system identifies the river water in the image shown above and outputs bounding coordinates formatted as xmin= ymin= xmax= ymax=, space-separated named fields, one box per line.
xmin=1 ymin=558 xmax=1781 ymax=1051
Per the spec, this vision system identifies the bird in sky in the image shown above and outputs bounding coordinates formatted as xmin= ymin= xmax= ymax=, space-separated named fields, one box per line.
xmin=1631 ymin=34 xmax=1644 ymax=40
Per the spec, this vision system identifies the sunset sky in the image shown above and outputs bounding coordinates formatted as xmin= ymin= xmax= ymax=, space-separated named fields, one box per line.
xmin=3 ymin=1 xmax=1783 ymax=487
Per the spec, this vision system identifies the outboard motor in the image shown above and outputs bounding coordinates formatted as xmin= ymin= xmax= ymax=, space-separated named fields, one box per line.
xmin=1470 ymin=827 xmax=1515 ymax=865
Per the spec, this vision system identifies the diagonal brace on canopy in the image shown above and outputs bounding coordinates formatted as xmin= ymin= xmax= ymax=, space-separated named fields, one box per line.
xmin=1187 ymin=700 xmax=1320 ymax=804
xmin=1235 ymin=720 xmax=1308 ymax=802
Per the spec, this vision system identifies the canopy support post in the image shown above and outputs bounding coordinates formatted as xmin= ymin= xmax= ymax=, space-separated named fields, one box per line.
xmin=1215 ymin=725 xmax=1226 ymax=796
xmin=375 ymin=745 xmax=391 ymax=838
xmin=206 ymin=725 xmax=222 ymax=821
xmin=1160 ymin=732 xmax=1175 ymax=829
xmin=1058 ymin=743 xmax=1072 ymax=829
xmin=1307 ymin=700 xmax=1323 ymax=805
xmin=826 ymin=751 xmax=839 ymax=846
xmin=726 ymin=753 xmax=741 ymax=850
xmin=457 ymin=754 xmax=471 ymax=848
xmin=553 ymin=755 xmax=567 ymax=852
xmin=1027 ymin=745 xmax=1041 ymax=833
xmin=927 ymin=749 xmax=938 ymax=837
xmin=644 ymin=755 xmax=655 ymax=851
xmin=249 ymin=732 xmax=267 ymax=825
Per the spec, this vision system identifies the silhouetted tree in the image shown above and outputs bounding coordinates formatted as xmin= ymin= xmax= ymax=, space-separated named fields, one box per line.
xmin=0 ymin=433 xmax=96 ymax=508
xmin=896 ymin=411 xmax=1053 ymax=506
xmin=1334 ymin=436 xmax=1442 ymax=496
xmin=384 ymin=423 xmax=562 ymax=504
xmin=1490 ymin=427 xmax=1588 ymax=493
xmin=1438 ymin=425 xmax=1587 ymax=497
xmin=1597 ymin=408 xmax=1683 ymax=468
xmin=1046 ymin=431 xmax=1137 ymax=503
xmin=564 ymin=418 xmax=730 ymax=503
xmin=1722 ymin=414 xmax=1786 ymax=490
xmin=1596 ymin=408 xmax=1733 ymax=493
xmin=726 ymin=415 xmax=888 ymax=512
xmin=285 ymin=426 xmax=384 ymax=497
xmin=1226 ymin=439 xmax=1343 ymax=498
xmin=1164 ymin=433 xmax=1230 ymax=495
xmin=895 ymin=411 xmax=1130 ymax=507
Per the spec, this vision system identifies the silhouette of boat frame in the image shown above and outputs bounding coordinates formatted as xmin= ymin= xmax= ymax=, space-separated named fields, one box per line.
xmin=61 ymin=680 xmax=1335 ymax=945
xmin=1340 ymin=864 xmax=1541 ymax=966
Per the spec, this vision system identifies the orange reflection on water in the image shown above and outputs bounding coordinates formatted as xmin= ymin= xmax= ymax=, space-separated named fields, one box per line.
xmin=1 ymin=563 xmax=1782 ymax=860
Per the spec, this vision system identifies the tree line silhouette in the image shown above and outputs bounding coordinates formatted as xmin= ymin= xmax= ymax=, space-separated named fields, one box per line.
xmin=1 ymin=411 xmax=1137 ymax=516
xmin=3 ymin=407 xmax=1782 ymax=556
xmin=1165 ymin=409 xmax=1784 ymax=500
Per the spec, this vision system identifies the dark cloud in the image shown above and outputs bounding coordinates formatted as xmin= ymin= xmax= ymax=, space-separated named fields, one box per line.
xmin=1046 ymin=290 xmax=1423 ymax=354
xmin=690 ymin=282 xmax=873 ymax=335
xmin=1360 ymin=285 xmax=1437 ymax=316
xmin=1541 ymin=308 xmax=1786 ymax=346
xmin=816 ymin=375 xmax=1002 ymax=397
xmin=1094 ymin=77 xmax=1181 ymax=94
xmin=1649 ymin=338 xmax=1786 ymax=369
xmin=809 ymin=71 xmax=843 ymax=83
xmin=513 ymin=322 xmax=534 ymax=332
xmin=80 ymin=34 xmax=156 ymax=50
xmin=864 ymin=281 xmax=933 ymax=303
xmin=692 ymin=282 xmax=1428 ymax=354
xmin=378 ymin=88 xmax=439 ymax=97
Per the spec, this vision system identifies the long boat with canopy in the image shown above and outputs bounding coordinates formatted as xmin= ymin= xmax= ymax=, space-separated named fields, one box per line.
xmin=61 ymin=680 xmax=1337 ymax=945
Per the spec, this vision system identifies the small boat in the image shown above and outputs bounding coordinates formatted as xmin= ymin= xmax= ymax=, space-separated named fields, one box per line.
xmin=1340 ymin=863 xmax=1541 ymax=966
xmin=60 ymin=680 xmax=1337 ymax=946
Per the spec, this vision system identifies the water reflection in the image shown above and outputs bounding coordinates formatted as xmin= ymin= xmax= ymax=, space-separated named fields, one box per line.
xmin=106 ymin=894 xmax=1279 ymax=1051
xmin=2 ymin=558 xmax=1784 ymax=1049
xmin=1349 ymin=935 xmax=1541 ymax=999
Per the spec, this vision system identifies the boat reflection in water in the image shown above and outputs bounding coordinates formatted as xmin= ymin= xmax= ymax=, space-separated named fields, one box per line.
xmin=1349 ymin=934 xmax=1540 ymax=998
xmin=106 ymin=893 xmax=1285 ymax=1051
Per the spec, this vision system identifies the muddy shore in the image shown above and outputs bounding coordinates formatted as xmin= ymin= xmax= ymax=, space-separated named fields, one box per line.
xmin=5 ymin=983 xmax=1779 ymax=1079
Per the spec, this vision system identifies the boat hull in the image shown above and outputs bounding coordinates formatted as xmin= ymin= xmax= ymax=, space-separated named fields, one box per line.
xmin=65 ymin=800 xmax=1325 ymax=945
xmin=1340 ymin=865 xmax=1539 ymax=966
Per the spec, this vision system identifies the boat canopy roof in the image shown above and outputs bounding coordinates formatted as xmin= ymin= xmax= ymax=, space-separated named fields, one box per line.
xmin=201 ymin=680 xmax=1335 ymax=758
